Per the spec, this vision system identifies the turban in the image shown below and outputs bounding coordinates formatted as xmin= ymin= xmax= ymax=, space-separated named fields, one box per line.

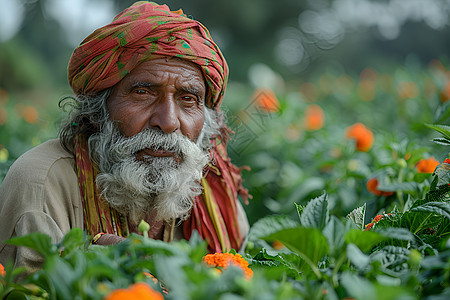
xmin=68 ymin=1 xmax=228 ymax=109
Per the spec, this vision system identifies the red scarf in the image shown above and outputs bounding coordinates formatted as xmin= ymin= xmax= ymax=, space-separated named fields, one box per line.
xmin=74 ymin=134 xmax=249 ymax=252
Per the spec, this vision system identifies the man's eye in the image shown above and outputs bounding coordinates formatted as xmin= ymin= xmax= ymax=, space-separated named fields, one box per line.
xmin=135 ymin=89 xmax=148 ymax=94
xmin=181 ymin=96 xmax=196 ymax=102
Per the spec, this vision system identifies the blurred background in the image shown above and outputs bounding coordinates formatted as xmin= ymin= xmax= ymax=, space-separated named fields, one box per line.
xmin=1 ymin=0 xmax=449 ymax=224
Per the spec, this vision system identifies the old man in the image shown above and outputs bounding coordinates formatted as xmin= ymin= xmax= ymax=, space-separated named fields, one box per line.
xmin=0 ymin=1 xmax=249 ymax=274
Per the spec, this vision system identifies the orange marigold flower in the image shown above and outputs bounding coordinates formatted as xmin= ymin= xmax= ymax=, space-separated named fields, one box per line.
xmin=397 ymin=81 xmax=419 ymax=99
xmin=345 ymin=123 xmax=374 ymax=152
xmin=0 ymin=108 xmax=7 ymax=125
xmin=303 ymin=104 xmax=325 ymax=131
xmin=416 ymin=157 xmax=440 ymax=173
xmin=21 ymin=105 xmax=39 ymax=124
xmin=300 ymin=82 xmax=318 ymax=102
xmin=253 ymin=89 xmax=280 ymax=113
xmin=203 ymin=252 xmax=253 ymax=279
xmin=366 ymin=178 xmax=394 ymax=197
xmin=272 ymin=240 xmax=286 ymax=250
xmin=104 ymin=282 xmax=163 ymax=300
xmin=440 ymin=81 xmax=450 ymax=103
xmin=0 ymin=263 xmax=5 ymax=277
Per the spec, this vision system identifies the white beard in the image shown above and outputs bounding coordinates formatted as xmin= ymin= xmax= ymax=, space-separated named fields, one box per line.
xmin=88 ymin=121 xmax=210 ymax=223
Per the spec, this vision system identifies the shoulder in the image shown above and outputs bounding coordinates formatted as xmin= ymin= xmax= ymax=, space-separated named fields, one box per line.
xmin=3 ymin=139 xmax=75 ymax=185
xmin=0 ymin=139 xmax=82 ymax=248
xmin=0 ymin=138 xmax=79 ymax=216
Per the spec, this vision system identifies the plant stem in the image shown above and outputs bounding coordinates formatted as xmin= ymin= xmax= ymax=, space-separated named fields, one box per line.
xmin=397 ymin=167 xmax=405 ymax=210
xmin=331 ymin=253 xmax=347 ymax=287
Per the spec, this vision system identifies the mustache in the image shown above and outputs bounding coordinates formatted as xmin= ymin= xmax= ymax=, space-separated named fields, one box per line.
xmin=93 ymin=125 xmax=194 ymax=161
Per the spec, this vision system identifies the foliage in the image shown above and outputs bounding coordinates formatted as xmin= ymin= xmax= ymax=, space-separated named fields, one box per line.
xmin=0 ymin=152 xmax=448 ymax=299
xmin=225 ymin=61 xmax=449 ymax=224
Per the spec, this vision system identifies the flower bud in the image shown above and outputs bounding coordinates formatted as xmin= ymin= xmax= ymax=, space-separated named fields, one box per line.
xmin=396 ymin=158 xmax=407 ymax=168
xmin=138 ymin=220 xmax=150 ymax=238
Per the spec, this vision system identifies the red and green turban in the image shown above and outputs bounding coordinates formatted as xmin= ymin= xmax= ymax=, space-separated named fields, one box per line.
xmin=68 ymin=1 xmax=229 ymax=109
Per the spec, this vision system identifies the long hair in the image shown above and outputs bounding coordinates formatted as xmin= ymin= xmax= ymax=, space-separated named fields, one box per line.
xmin=58 ymin=89 xmax=111 ymax=153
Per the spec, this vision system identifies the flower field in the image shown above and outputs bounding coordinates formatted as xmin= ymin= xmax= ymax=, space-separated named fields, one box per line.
xmin=0 ymin=60 xmax=449 ymax=299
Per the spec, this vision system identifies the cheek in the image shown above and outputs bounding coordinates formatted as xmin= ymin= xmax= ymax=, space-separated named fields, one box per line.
xmin=181 ymin=110 xmax=205 ymax=141
xmin=108 ymin=102 xmax=147 ymax=137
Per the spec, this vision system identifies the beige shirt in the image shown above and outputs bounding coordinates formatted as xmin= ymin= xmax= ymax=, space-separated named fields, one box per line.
xmin=0 ymin=139 xmax=83 ymax=274
xmin=0 ymin=139 xmax=249 ymax=275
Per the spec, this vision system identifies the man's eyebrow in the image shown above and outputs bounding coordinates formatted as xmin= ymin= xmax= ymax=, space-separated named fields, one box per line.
xmin=130 ymin=81 xmax=156 ymax=89
xmin=182 ymin=86 xmax=201 ymax=96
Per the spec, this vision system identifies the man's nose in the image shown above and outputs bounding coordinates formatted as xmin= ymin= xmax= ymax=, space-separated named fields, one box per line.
xmin=148 ymin=97 xmax=181 ymax=134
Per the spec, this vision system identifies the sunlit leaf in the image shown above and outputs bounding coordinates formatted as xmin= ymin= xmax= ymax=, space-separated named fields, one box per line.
xmin=346 ymin=203 xmax=366 ymax=230
xmin=300 ymin=192 xmax=329 ymax=230
xmin=60 ymin=228 xmax=84 ymax=256
xmin=345 ymin=229 xmax=386 ymax=252
xmin=247 ymin=215 xmax=299 ymax=243
xmin=425 ymin=123 xmax=450 ymax=139
xmin=322 ymin=216 xmax=347 ymax=256
xmin=263 ymin=227 xmax=328 ymax=265
xmin=5 ymin=233 xmax=57 ymax=257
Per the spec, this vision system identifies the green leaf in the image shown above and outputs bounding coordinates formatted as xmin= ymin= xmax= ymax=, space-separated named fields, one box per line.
xmin=377 ymin=228 xmax=418 ymax=248
xmin=322 ymin=216 xmax=347 ymax=256
xmin=5 ymin=233 xmax=57 ymax=257
xmin=59 ymin=228 xmax=84 ymax=256
xmin=347 ymin=243 xmax=370 ymax=271
xmin=300 ymin=192 xmax=329 ymax=230
xmin=340 ymin=272 xmax=376 ymax=300
xmin=250 ymin=249 xmax=302 ymax=279
xmin=3 ymin=290 xmax=30 ymax=300
xmin=345 ymin=229 xmax=386 ymax=252
xmin=377 ymin=181 xmax=419 ymax=193
xmin=44 ymin=255 xmax=79 ymax=300
xmin=403 ymin=195 xmax=415 ymax=213
xmin=425 ymin=123 xmax=450 ymax=139
xmin=411 ymin=201 xmax=450 ymax=219
xmin=346 ymin=203 xmax=366 ymax=230
xmin=373 ymin=284 xmax=416 ymax=300
xmin=435 ymin=103 xmax=450 ymax=123
xmin=247 ymin=215 xmax=299 ymax=243
xmin=432 ymin=137 xmax=450 ymax=146
xmin=294 ymin=203 xmax=304 ymax=221
xmin=377 ymin=228 xmax=415 ymax=241
xmin=263 ymin=227 xmax=328 ymax=265
xmin=434 ymin=163 xmax=450 ymax=186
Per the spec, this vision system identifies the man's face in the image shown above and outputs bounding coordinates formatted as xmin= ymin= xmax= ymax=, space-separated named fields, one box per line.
xmin=107 ymin=57 xmax=206 ymax=162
